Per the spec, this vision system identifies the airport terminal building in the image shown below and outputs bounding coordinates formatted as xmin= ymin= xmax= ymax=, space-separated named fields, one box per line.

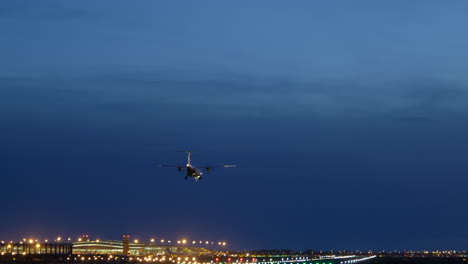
xmin=73 ymin=236 xmax=212 ymax=256
xmin=1 ymin=235 xmax=212 ymax=257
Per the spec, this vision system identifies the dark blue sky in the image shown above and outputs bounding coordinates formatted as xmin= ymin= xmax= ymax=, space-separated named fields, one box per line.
xmin=1 ymin=0 xmax=468 ymax=251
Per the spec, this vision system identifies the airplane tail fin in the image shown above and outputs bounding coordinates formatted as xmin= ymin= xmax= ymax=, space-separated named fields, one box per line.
xmin=177 ymin=150 xmax=195 ymax=166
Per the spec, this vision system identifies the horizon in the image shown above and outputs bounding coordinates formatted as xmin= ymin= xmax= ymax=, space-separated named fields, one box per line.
xmin=1 ymin=0 xmax=467 ymax=251
xmin=1 ymin=235 xmax=467 ymax=252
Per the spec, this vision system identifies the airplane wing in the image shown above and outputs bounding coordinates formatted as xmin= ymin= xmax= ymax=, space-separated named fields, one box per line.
xmin=157 ymin=164 xmax=186 ymax=171
xmin=199 ymin=165 xmax=236 ymax=172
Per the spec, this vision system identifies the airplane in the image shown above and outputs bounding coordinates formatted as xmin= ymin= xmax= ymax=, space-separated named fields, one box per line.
xmin=158 ymin=151 xmax=236 ymax=181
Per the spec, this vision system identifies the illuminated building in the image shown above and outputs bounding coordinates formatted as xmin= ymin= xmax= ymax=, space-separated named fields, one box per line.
xmin=0 ymin=236 xmax=222 ymax=257
xmin=0 ymin=242 xmax=72 ymax=255
xmin=123 ymin=235 xmax=130 ymax=256
xmin=72 ymin=236 xmax=212 ymax=256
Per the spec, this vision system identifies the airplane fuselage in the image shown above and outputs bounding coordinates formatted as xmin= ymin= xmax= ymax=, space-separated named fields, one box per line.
xmin=186 ymin=164 xmax=203 ymax=180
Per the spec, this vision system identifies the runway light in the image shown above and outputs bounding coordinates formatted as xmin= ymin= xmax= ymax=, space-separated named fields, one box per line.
xmin=151 ymin=239 xmax=155 ymax=242
xmin=29 ymin=239 xmax=33 ymax=243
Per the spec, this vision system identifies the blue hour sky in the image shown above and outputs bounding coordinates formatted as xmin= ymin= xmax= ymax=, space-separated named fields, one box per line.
xmin=1 ymin=0 xmax=468 ymax=251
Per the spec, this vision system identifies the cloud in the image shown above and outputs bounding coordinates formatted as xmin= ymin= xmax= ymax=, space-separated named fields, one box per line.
xmin=1 ymin=68 xmax=468 ymax=123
